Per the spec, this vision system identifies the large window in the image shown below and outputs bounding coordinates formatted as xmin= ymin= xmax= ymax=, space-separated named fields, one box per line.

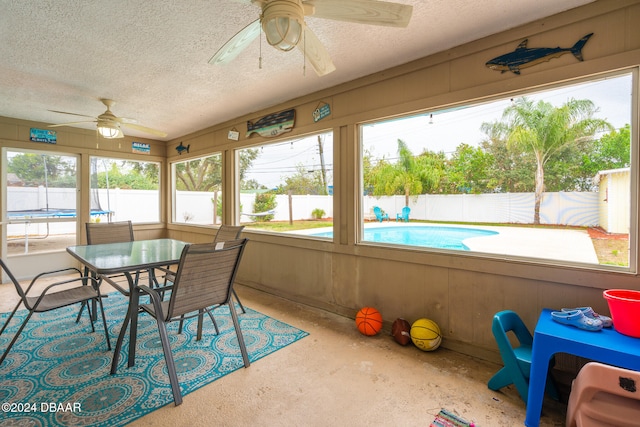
xmin=238 ymin=131 xmax=333 ymax=235
xmin=360 ymin=72 xmax=635 ymax=270
xmin=172 ymin=153 xmax=222 ymax=225
xmin=90 ymin=157 xmax=160 ymax=223
xmin=5 ymin=150 xmax=78 ymax=255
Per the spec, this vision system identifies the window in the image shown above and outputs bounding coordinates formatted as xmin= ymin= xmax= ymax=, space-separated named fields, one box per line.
xmin=238 ymin=131 xmax=333 ymax=235
xmin=90 ymin=157 xmax=160 ymax=223
xmin=172 ymin=153 xmax=222 ymax=225
xmin=5 ymin=150 xmax=78 ymax=255
xmin=360 ymin=72 xmax=635 ymax=270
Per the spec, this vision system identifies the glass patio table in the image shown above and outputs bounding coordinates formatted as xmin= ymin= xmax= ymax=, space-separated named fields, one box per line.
xmin=67 ymin=238 xmax=188 ymax=373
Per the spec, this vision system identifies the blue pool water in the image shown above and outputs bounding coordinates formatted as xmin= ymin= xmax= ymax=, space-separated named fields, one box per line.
xmin=311 ymin=226 xmax=499 ymax=250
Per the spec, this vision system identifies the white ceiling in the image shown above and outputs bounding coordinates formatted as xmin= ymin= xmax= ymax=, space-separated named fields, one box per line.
xmin=0 ymin=0 xmax=595 ymax=142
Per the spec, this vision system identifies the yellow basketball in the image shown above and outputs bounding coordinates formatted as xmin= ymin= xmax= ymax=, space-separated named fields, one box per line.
xmin=410 ymin=318 xmax=442 ymax=351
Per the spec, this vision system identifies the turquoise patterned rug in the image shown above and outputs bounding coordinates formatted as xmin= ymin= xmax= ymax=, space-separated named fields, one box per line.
xmin=0 ymin=292 xmax=308 ymax=426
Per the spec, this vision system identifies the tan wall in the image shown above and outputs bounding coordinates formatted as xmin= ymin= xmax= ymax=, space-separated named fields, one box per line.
xmin=165 ymin=1 xmax=640 ymax=363
xmin=1 ymin=1 xmax=640 ymax=363
xmin=0 ymin=118 xmax=168 ymax=240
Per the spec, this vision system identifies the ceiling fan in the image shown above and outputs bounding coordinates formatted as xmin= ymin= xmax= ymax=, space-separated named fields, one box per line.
xmin=49 ymin=99 xmax=167 ymax=139
xmin=209 ymin=0 xmax=413 ymax=76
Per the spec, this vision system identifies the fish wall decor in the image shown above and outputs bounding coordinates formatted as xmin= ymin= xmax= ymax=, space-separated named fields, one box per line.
xmin=486 ymin=33 xmax=593 ymax=75
xmin=246 ymin=109 xmax=295 ymax=138
xmin=176 ymin=141 xmax=190 ymax=155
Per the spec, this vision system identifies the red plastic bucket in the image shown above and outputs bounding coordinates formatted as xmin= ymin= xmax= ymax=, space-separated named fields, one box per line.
xmin=603 ymin=289 xmax=640 ymax=337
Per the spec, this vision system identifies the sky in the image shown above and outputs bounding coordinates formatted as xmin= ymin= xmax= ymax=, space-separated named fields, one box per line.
xmin=243 ymin=72 xmax=633 ymax=188
xmin=362 ymin=72 xmax=632 ymax=161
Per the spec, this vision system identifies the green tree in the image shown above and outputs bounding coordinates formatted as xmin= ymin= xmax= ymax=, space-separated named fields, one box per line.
xmin=276 ymin=164 xmax=327 ymax=195
xmin=8 ymin=154 xmax=75 ymax=187
xmin=444 ymin=143 xmax=493 ymax=194
xmin=370 ymin=139 xmax=441 ymax=206
xmin=175 ymin=155 xmax=222 ymax=191
xmin=95 ymin=161 xmax=158 ymax=190
xmin=175 ymin=149 xmax=259 ymax=192
xmin=254 ymin=193 xmax=276 ymax=221
xmin=581 ymin=124 xmax=631 ymax=179
xmin=500 ymin=97 xmax=612 ymax=224
xmin=480 ymin=121 xmax=536 ymax=192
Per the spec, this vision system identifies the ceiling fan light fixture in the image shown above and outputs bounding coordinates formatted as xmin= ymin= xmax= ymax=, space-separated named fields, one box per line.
xmin=97 ymin=121 xmax=122 ymax=138
xmin=262 ymin=0 xmax=304 ymax=52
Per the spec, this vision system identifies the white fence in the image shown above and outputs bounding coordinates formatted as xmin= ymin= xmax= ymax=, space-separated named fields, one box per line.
xmin=7 ymin=187 xmax=601 ymax=229
xmin=365 ymin=192 xmax=600 ymax=226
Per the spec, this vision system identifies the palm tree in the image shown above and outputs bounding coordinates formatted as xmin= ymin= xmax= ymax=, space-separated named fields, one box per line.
xmin=502 ymin=97 xmax=612 ymax=224
xmin=371 ymin=139 xmax=438 ymax=206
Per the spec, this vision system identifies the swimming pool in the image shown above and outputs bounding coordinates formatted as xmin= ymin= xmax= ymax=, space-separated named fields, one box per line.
xmin=311 ymin=226 xmax=499 ymax=250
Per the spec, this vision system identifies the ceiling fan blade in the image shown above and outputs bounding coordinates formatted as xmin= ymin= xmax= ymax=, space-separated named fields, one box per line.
xmin=49 ymin=120 xmax=97 ymax=127
xmin=209 ymin=19 xmax=261 ymax=65
xmin=48 ymin=110 xmax=97 ymax=119
xmin=121 ymin=122 xmax=168 ymax=138
xmin=306 ymin=0 xmax=412 ymax=28
xmin=297 ymin=26 xmax=336 ymax=76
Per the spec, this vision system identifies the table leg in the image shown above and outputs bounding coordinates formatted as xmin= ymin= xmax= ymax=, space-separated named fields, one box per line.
xmin=525 ymin=345 xmax=552 ymax=426
xmin=127 ymin=273 xmax=139 ymax=368
xmin=110 ymin=271 xmax=138 ymax=374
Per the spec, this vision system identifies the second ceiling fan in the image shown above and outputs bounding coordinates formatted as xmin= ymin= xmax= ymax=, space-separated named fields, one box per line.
xmin=49 ymin=99 xmax=167 ymax=139
xmin=209 ymin=0 xmax=413 ymax=76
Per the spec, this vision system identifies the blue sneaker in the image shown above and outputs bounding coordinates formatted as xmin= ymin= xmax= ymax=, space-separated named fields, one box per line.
xmin=551 ymin=309 xmax=603 ymax=331
xmin=561 ymin=306 xmax=613 ymax=328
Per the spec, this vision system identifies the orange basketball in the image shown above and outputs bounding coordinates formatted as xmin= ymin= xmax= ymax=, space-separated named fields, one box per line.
xmin=356 ymin=307 xmax=383 ymax=336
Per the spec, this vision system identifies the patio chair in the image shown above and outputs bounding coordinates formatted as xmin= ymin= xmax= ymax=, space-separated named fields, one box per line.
xmin=86 ymin=220 xmax=134 ymax=245
xmin=396 ymin=206 xmax=410 ymax=222
xmin=566 ymin=362 xmax=640 ymax=427
xmin=487 ymin=310 xmax=558 ymax=403
xmin=373 ymin=206 xmax=389 ymax=222
xmin=0 ymin=258 xmax=111 ymax=366
xmin=78 ymin=221 xmax=136 ymax=321
xmin=84 ymin=220 xmax=162 ymax=294
xmin=167 ymin=224 xmax=246 ymax=319
xmin=134 ymin=238 xmax=250 ymax=405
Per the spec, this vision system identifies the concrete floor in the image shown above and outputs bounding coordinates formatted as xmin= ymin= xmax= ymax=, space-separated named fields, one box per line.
xmin=0 ymin=279 xmax=567 ymax=426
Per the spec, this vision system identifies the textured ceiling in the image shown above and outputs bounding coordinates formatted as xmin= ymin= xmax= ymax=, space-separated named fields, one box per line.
xmin=0 ymin=0 xmax=595 ymax=142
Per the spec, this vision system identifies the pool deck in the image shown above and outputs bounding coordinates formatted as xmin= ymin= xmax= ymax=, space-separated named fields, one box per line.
xmin=291 ymin=222 xmax=599 ymax=264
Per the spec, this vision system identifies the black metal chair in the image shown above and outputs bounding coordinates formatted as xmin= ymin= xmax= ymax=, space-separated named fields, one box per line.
xmin=126 ymin=238 xmax=250 ymax=405
xmin=0 ymin=258 xmax=111 ymax=366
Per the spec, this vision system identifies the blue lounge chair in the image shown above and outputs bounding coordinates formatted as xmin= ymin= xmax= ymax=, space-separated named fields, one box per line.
xmin=396 ymin=206 xmax=410 ymax=222
xmin=373 ymin=206 xmax=389 ymax=222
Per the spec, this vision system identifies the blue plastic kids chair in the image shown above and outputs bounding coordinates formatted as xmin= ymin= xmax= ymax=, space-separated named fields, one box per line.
xmin=487 ymin=310 xmax=558 ymax=403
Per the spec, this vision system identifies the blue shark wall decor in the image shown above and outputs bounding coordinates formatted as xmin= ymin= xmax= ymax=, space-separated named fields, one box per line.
xmin=486 ymin=33 xmax=593 ymax=75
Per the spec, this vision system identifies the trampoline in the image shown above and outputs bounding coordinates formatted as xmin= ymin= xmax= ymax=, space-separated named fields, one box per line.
xmin=7 ymin=209 xmax=110 ymax=219
xmin=6 ymin=210 xmax=111 ymax=254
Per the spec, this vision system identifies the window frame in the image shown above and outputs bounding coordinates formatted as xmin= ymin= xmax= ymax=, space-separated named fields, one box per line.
xmin=170 ymin=151 xmax=223 ymax=227
xmin=357 ymin=69 xmax=638 ymax=274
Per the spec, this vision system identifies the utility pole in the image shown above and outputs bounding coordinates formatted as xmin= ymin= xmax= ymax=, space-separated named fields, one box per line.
xmin=317 ymin=135 xmax=327 ymax=194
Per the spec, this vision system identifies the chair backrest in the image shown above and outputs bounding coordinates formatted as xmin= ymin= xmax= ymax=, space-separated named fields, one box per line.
xmin=0 ymin=258 xmax=28 ymax=306
xmin=566 ymin=362 xmax=640 ymax=427
xmin=86 ymin=221 xmax=134 ymax=245
xmin=214 ymin=225 xmax=245 ymax=243
xmin=373 ymin=206 xmax=383 ymax=218
xmin=492 ymin=310 xmax=534 ymax=377
xmin=493 ymin=310 xmax=533 ymax=349
xmin=402 ymin=206 xmax=411 ymax=216
xmin=166 ymin=238 xmax=248 ymax=320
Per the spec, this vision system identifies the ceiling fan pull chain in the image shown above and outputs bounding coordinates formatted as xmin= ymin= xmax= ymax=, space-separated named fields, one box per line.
xmin=259 ymin=24 xmax=263 ymax=70
xmin=302 ymin=29 xmax=306 ymax=76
